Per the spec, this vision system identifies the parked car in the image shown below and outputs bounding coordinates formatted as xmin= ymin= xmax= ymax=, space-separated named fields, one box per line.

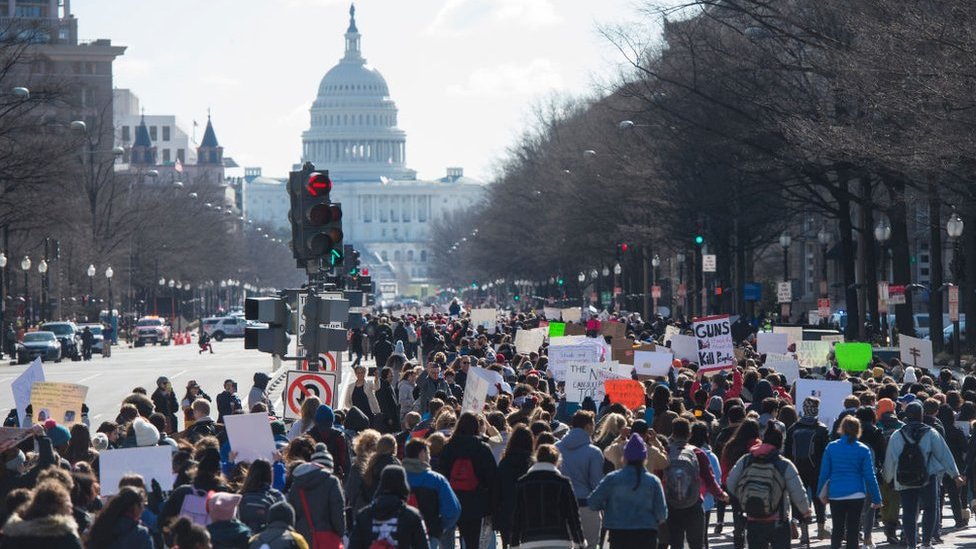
xmin=77 ymin=324 xmax=105 ymax=354
xmin=39 ymin=322 xmax=81 ymax=361
xmin=134 ymin=317 xmax=171 ymax=347
xmin=942 ymin=320 xmax=967 ymax=349
xmin=17 ymin=331 xmax=62 ymax=364
xmin=202 ymin=316 xmax=247 ymax=341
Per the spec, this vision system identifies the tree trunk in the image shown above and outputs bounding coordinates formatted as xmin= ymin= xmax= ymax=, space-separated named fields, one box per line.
xmin=886 ymin=177 xmax=914 ymax=338
xmin=928 ymin=182 xmax=944 ymax=354
xmin=861 ymin=177 xmax=880 ymax=339
xmin=837 ymin=186 xmax=861 ymax=341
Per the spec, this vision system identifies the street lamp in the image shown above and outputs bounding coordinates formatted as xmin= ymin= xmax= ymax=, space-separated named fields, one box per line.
xmin=947 ymin=210 xmax=964 ymax=367
xmin=651 ymin=254 xmax=661 ymax=316
xmin=778 ymin=232 xmax=792 ymax=282
xmin=818 ymin=228 xmax=832 ymax=298
xmin=20 ymin=256 xmax=30 ymax=324
xmin=0 ymin=252 xmax=5 ymax=355
xmin=38 ymin=260 xmax=47 ymax=321
xmin=590 ymin=269 xmax=598 ymax=279
xmin=602 ymin=266 xmax=610 ymax=277
xmin=874 ymin=221 xmax=892 ymax=344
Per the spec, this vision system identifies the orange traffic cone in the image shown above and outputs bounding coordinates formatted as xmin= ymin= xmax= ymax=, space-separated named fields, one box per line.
xmin=175 ymin=332 xmax=182 ymax=345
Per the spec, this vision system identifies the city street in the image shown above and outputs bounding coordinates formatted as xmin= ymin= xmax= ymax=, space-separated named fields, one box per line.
xmin=705 ymin=521 xmax=976 ymax=548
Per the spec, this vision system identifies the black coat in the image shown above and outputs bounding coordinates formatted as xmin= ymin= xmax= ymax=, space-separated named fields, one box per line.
xmin=0 ymin=514 xmax=84 ymax=549
xmin=373 ymin=339 xmax=394 ymax=370
xmin=376 ymin=380 xmax=400 ymax=433
xmin=493 ymin=449 xmax=533 ymax=534
xmin=151 ymin=388 xmax=180 ymax=432
xmin=511 ymin=465 xmax=584 ymax=547
xmin=348 ymin=494 xmax=428 ymax=549
xmin=436 ymin=434 xmax=497 ymax=523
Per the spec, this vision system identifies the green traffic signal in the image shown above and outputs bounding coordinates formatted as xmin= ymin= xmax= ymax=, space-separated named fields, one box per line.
xmin=514 ymin=294 xmax=520 ymax=301
xmin=557 ymin=278 xmax=564 ymax=286
xmin=695 ymin=235 xmax=704 ymax=245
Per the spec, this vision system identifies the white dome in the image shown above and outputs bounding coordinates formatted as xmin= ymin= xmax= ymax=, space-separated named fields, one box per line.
xmin=318 ymin=61 xmax=389 ymax=98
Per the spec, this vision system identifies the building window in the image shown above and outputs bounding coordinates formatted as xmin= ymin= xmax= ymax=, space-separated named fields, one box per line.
xmin=381 ymin=251 xmax=388 ymax=261
xmin=420 ymin=250 xmax=427 ymax=262
xmin=162 ymin=126 xmax=171 ymax=141
xmin=402 ymin=196 xmax=411 ymax=221
xmin=407 ymin=250 xmax=414 ymax=261
xmin=121 ymin=126 xmax=130 ymax=141
xmin=394 ymin=250 xmax=402 ymax=261
xmin=162 ymin=149 xmax=171 ymax=163
xmin=149 ymin=126 xmax=157 ymax=141
xmin=363 ymin=196 xmax=372 ymax=222
xmin=177 ymin=148 xmax=185 ymax=162
xmin=379 ymin=196 xmax=388 ymax=222
xmin=418 ymin=196 xmax=428 ymax=222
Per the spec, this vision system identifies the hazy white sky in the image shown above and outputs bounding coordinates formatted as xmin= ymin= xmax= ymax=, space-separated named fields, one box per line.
xmin=74 ymin=0 xmax=666 ymax=181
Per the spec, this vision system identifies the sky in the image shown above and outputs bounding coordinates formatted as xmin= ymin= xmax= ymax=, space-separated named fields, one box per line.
xmin=74 ymin=0 xmax=668 ymax=181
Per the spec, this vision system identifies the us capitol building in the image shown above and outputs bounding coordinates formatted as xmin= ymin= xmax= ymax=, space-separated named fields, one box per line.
xmin=247 ymin=4 xmax=483 ymax=299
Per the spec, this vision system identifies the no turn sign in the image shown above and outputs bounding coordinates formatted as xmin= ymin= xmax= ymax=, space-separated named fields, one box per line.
xmin=284 ymin=370 xmax=337 ymax=419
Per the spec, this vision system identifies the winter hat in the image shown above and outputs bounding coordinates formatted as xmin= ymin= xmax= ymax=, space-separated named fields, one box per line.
xmin=198 ymin=447 xmax=222 ymax=475
xmin=630 ymin=419 xmax=649 ymax=436
xmin=92 ymin=433 xmax=110 ymax=452
xmin=898 ymin=393 xmax=916 ymax=405
xmin=47 ymin=424 xmax=71 ymax=447
xmin=802 ymin=397 xmax=820 ymax=419
xmin=623 ymin=433 xmax=647 ymax=463
xmin=905 ymin=401 xmax=923 ymax=421
xmin=314 ymin=404 xmax=335 ymax=428
xmin=904 ymin=366 xmax=918 ymax=384
xmin=267 ymin=501 xmax=295 ymax=526
xmin=707 ymin=396 xmax=724 ymax=414
xmin=133 ymin=417 xmax=160 ymax=447
xmin=877 ymin=398 xmax=895 ymax=417
xmin=310 ymin=443 xmax=334 ymax=472
xmin=581 ymin=397 xmax=597 ymax=414
xmin=270 ymin=420 xmax=286 ymax=437
xmin=394 ymin=341 xmax=405 ymax=356
xmin=207 ymin=492 xmax=241 ymax=522
xmin=378 ymin=464 xmax=410 ymax=499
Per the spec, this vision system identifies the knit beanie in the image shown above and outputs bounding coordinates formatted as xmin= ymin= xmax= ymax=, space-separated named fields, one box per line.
xmin=876 ymin=398 xmax=895 ymax=417
xmin=314 ymin=404 xmax=335 ymax=428
xmin=623 ymin=433 xmax=647 ymax=463
xmin=267 ymin=501 xmax=295 ymax=526
xmin=47 ymin=424 xmax=71 ymax=447
xmin=905 ymin=401 xmax=923 ymax=421
xmin=207 ymin=492 xmax=241 ymax=522
xmin=378 ymin=464 xmax=410 ymax=499
xmin=707 ymin=395 xmax=724 ymax=414
xmin=310 ymin=443 xmax=334 ymax=472
xmin=904 ymin=366 xmax=918 ymax=384
xmin=92 ymin=433 xmax=109 ymax=452
xmin=802 ymin=398 xmax=820 ymax=418
xmin=133 ymin=417 xmax=160 ymax=447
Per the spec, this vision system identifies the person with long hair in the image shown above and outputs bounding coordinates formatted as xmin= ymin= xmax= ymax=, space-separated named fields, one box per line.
xmin=238 ymin=458 xmax=285 ymax=532
xmin=593 ymin=413 xmax=627 ymax=451
xmin=286 ymin=396 xmax=322 ymax=441
xmin=344 ymin=429 xmax=381 ymax=513
xmin=0 ymin=481 xmax=83 ymax=549
xmin=721 ymin=418 xmax=762 ymax=549
xmin=437 ymin=412 xmax=498 ymax=549
xmin=494 ymin=425 xmax=534 ymax=547
xmin=397 ymin=367 xmax=418 ymax=421
xmin=180 ymin=380 xmax=210 ymax=429
xmin=63 ymin=424 xmax=97 ymax=467
xmin=817 ymin=416 xmax=883 ymax=549
xmin=510 ymin=444 xmax=584 ymax=549
xmin=86 ymin=487 xmax=152 ymax=549
xmin=159 ymin=447 xmax=230 ymax=527
xmin=362 ymin=434 xmax=401 ymax=499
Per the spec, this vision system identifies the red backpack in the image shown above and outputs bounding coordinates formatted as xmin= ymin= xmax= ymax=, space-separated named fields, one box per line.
xmin=448 ymin=458 xmax=478 ymax=492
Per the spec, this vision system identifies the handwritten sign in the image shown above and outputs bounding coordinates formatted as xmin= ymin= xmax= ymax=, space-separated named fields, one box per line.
xmin=11 ymin=358 xmax=44 ymax=427
xmin=548 ymin=340 xmax=603 ymax=381
xmin=561 ymin=308 xmax=582 ymax=323
xmin=796 ymin=341 xmax=831 ymax=369
xmin=470 ymin=308 xmax=497 ymax=331
xmin=693 ymin=315 xmax=735 ymax=372
xmin=764 ymin=358 xmax=801 ymax=385
xmin=670 ymin=334 xmax=699 ymax=363
xmin=514 ymin=327 xmax=546 ymax=354
xmin=548 ymin=322 xmax=566 ymax=338
xmin=664 ymin=325 xmax=680 ymax=345
xmin=773 ymin=326 xmax=803 ymax=348
xmin=30 ymin=382 xmax=88 ymax=426
xmin=565 ymin=363 xmax=624 ymax=403
xmin=461 ymin=366 xmax=494 ymax=414
xmin=604 ymin=379 xmax=646 ymax=410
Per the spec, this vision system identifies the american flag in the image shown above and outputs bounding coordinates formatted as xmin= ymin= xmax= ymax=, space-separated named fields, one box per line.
xmin=174 ymin=158 xmax=183 ymax=173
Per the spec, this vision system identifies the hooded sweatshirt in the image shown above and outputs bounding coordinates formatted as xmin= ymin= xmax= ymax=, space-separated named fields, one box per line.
xmin=726 ymin=442 xmax=810 ymax=522
xmin=747 ymin=380 xmax=774 ymax=413
xmin=402 ymin=457 xmax=461 ymax=537
xmin=555 ymin=428 xmax=605 ymax=499
xmin=247 ymin=373 xmax=271 ymax=411
xmin=348 ymin=494 xmax=428 ymax=549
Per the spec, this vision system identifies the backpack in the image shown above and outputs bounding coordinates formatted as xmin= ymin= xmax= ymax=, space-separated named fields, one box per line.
xmin=897 ymin=427 xmax=929 ymax=488
xmin=240 ymin=489 xmax=282 ymax=531
xmin=734 ymin=455 xmax=788 ymax=519
xmin=448 ymin=457 xmax=479 ymax=492
xmin=248 ymin=528 xmax=299 ymax=549
xmin=789 ymin=422 xmax=819 ymax=467
xmin=179 ymin=488 xmax=212 ymax=526
xmin=407 ymin=328 xmax=418 ymax=343
xmin=664 ymin=444 xmax=702 ymax=510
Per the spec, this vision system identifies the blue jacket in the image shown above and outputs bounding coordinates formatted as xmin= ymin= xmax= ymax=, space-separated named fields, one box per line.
xmin=403 ymin=458 xmax=461 ymax=535
xmin=883 ymin=422 xmax=960 ymax=490
xmin=816 ymin=437 xmax=882 ymax=503
xmin=587 ymin=465 xmax=668 ymax=530
xmin=556 ymin=428 xmax=605 ymax=499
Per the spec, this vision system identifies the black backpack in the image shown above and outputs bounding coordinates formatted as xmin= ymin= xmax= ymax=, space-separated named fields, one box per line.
xmin=239 ymin=489 xmax=283 ymax=532
xmin=789 ymin=423 xmax=819 ymax=467
xmin=896 ymin=426 xmax=929 ymax=488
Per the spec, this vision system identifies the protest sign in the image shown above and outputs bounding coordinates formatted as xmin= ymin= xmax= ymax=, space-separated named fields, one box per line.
xmin=820 ymin=334 xmax=845 ymax=344
xmin=548 ymin=340 xmax=602 ymax=381
xmin=604 ymin=379 xmax=646 ymax=410
xmin=224 ymin=413 xmax=276 ymax=463
xmin=0 ymin=427 xmax=31 ymax=447
xmin=30 ymin=382 xmax=87 ymax=426
xmin=796 ymin=341 xmax=831 ymax=368
xmin=461 ymin=367 xmax=494 ymax=413
xmin=600 ymin=321 xmax=626 ymax=340
xmin=693 ymin=315 xmax=735 ymax=372
xmin=664 ymin=325 xmax=680 ymax=345
xmin=565 ymin=322 xmax=586 ymax=336
xmin=514 ymin=327 xmax=546 ymax=354
xmin=561 ymin=308 xmax=582 ymax=323
xmin=634 ymin=350 xmax=673 ymax=377
xmin=670 ymin=334 xmax=699 ymax=363
xmin=765 ymin=358 xmax=801 ymax=385
xmin=11 ymin=358 xmax=43 ymax=427
xmin=756 ymin=332 xmax=788 ymax=355
xmin=899 ymin=335 xmax=934 ymax=371
xmin=548 ymin=322 xmax=566 ymax=338
xmin=796 ymin=379 xmax=852 ymax=427
xmin=835 ymin=343 xmax=872 ymax=372
xmin=470 ymin=308 xmax=497 ymax=331
xmin=565 ymin=363 xmax=623 ymax=403
xmin=99 ymin=446 xmax=174 ymax=496
xmin=773 ymin=326 xmax=803 ymax=348
xmin=543 ymin=307 xmax=561 ymax=320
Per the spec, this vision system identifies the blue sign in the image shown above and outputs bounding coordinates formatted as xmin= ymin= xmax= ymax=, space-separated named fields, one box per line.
xmin=743 ymin=282 xmax=762 ymax=302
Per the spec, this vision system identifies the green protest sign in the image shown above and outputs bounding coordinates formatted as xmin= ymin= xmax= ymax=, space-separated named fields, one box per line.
xmin=835 ymin=342 xmax=872 ymax=372
xmin=549 ymin=322 xmax=566 ymax=338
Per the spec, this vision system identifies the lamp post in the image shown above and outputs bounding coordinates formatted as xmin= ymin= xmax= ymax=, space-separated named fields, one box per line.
xmin=156 ymin=276 xmax=165 ymax=316
xmin=818 ymin=228 xmax=832 ymax=299
xmin=0 ymin=252 xmax=6 ymax=350
xmin=779 ymin=233 xmax=791 ymax=321
xmin=613 ymin=262 xmax=622 ymax=312
xmin=651 ymin=254 xmax=661 ymax=316
xmin=947 ymin=210 xmax=964 ymax=368
xmin=37 ymin=260 xmax=48 ymax=321
xmin=676 ymin=252 xmax=686 ymax=318
xmin=168 ymin=279 xmax=175 ymax=324
xmin=875 ymin=220 xmax=892 ymax=344
xmin=20 ymin=256 xmax=30 ymax=324
xmin=105 ymin=266 xmax=114 ymax=341
xmin=578 ymin=272 xmax=586 ymax=308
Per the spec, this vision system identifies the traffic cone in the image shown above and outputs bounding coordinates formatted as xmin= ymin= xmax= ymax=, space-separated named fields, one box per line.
xmin=185 ymin=331 xmax=191 ymax=345
xmin=175 ymin=332 xmax=182 ymax=345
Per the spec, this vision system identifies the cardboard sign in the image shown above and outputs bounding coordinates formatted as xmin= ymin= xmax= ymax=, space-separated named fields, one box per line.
xmin=796 ymin=341 xmax=831 ymax=369
xmin=604 ymin=379 xmax=646 ymax=410
xmin=549 ymin=322 xmax=566 ymax=338
xmin=30 ymin=382 xmax=87 ymax=426
xmin=548 ymin=338 xmax=604 ymax=381
xmin=11 ymin=358 xmax=44 ymax=427
xmin=764 ymin=358 xmax=801 ymax=385
xmin=670 ymin=334 xmax=699 ymax=363
xmin=773 ymin=326 xmax=803 ymax=348
xmin=600 ymin=321 xmax=626 ymax=340
xmin=565 ymin=322 xmax=586 ymax=336
xmin=0 ymin=427 xmax=32 ymax=447
xmin=565 ymin=363 xmax=624 ymax=403
xmin=693 ymin=315 xmax=735 ymax=372
xmin=820 ymin=335 xmax=845 ymax=344
xmin=899 ymin=335 xmax=933 ymax=371
xmin=224 ymin=413 xmax=276 ymax=463
xmin=835 ymin=342 xmax=872 ymax=372
xmin=634 ymin=350 xmax=673 ymax=377
xmin=756 ymin=332 xmax=788 ymax=355
xmin=461 ymin=366 xmax=494 ymax=414
xmin=664 ymin=325 xmax=680 ymax=345
xmin=99 ymin=446 xmax=175 ymax=496
xmin=543 ymin=307 xmax=561 ymax=320
xmin=561 ymin=308 xmax=582 ymax=323
xmin=470 ymin=308 xmax=497 ymax=331
xmin=514 ymin=327 xmax=546 ymax=354
xmin=796 ymin=379 xmax=852 ymax=427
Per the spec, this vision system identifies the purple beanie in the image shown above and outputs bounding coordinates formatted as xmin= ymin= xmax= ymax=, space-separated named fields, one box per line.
xmin=623 ymin=433 xmax=647 ymax=463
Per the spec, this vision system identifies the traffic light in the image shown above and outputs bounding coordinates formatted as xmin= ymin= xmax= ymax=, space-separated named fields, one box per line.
xmin=244 ymin=297 xmax=290 ymax=355
xmin=616 ymin=242 xmax=629 ymax=257
xmin=695 ymin=235 xmax=704 ymax=246
xmin=346 ymin=245 xmax=361 ymax=276
xmin=513 ymin=293 xmax=521 ymax=302
xmin=300 ymin=293 xmax=350 ymax=357
xmin=288 ymin=165 xmax=344 ymax=267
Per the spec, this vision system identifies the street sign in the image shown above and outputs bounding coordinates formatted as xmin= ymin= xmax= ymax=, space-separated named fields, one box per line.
xmin=949 ymin=286 xmax=960 ymax=322
xmin=818 ymin=298 xmax=830 ymax=319
xmin=651 ymin=285 xmax=661 ymax=299
xmin=777 ymin=282 xmax=792 ymax=304
xmin=301 ymin=351 xmax=340 ymax=372
xmin=703 ymin=255 xmax=717 ymax=273
xmin=379 ymin=282 xmax=398 ymax=296
xmin=743 ymin=282 xmax=762 ymax=302
xmin=284 ymin=370 xmax=337 ymax=419
xmin=878 ymin=281 xmax=889 ymax=309
xmin=295 ymin=291 xmax=307 ymax=358
xmin=888 ymin=284 xmax=906 ymax=305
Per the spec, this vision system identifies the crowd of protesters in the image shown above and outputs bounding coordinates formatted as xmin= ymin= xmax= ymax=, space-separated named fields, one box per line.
xmin=1 ymin=300 xmax=975 ymax=549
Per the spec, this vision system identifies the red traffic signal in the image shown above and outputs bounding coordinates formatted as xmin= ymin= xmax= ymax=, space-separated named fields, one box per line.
xmin=621 ymin=243 xmax=629 ymax=253
xmin=308 ymin=203 xmax=342 ymax=225
xmin=362 ymin=268 xmax=369 ymax=276
xmin=306 ymin=172 xmax=332 ymax=197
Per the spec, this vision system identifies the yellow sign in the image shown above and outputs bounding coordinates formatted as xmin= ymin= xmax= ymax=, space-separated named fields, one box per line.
xmin=29 ymin=382 xmax=88 ymax=426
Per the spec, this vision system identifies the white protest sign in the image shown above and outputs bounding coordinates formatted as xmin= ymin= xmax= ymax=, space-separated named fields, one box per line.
xmin=470 ymin=308 xmax=497 ymax=331
xmin=777 ymin=282 xmax=793 ymax=304
xmin=703 ymin=254 xmax=717 ymax=273
xmin=899 ymin=335 xmax=933 ymax=371
xmin=514 ymin=327 xmax=546 ymax=354
xmin=765 ymin=352 xmax=795 ymax=363
xmin=664 ymin=325 xmax=680 ymax=345
xmin=820 ymin=334 xmax=845 ymax=344
xmin=224 ymin=413 xmax=276 ymax=463
xmin=548 ymin=339 xmax=603 ymax=381
xmin=561 ymin=308 xmax=582 ymax=323
xmin=773 ymin=326 xmax=803 ymax=348
xmin=11 ymin=358 xmax=44 ymax=427
xmin=461 ymin=367 xmax=493 ymax=414
xmin=756 ymin=332 xmax=788 ymax=355
xmin=634 ymin=350 xmax=674 ymax=377
xmin=693 ymin=315 xmax=735 ymax=372
xmin=99 ymin=446 xmax=174 ymax=496
xmin=670 ymin=334 xmax=699 ymax=363
xmin=565 ymin=363 xmax=623 ymax=403
xmin=796 ymin=379 xmax=852 ymax=428
xmin=543 ymin=307 xmax=561 ymax=321
xmin=765 ymin=358 xmax=801 ymax=385
xmin=796 ymin=341 xmax=831 ymax=369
